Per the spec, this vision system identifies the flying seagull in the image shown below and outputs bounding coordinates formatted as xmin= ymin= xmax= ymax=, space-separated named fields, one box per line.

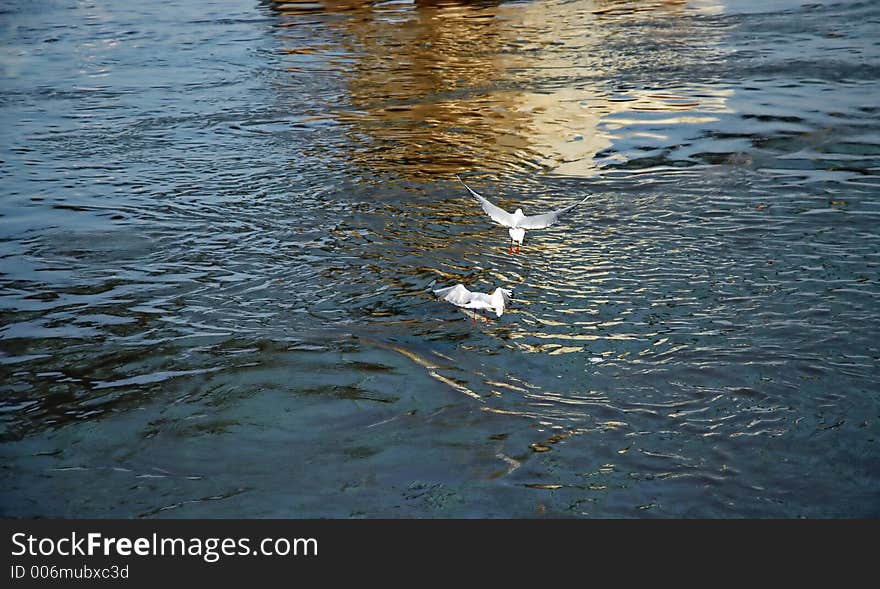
xmin=433 ymin=284 xmax=512 ymax=319
xmin=457 ymin=176 xmax=589 ymax=254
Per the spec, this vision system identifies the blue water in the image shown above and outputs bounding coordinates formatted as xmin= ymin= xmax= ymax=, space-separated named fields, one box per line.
xmin=1 ymin=0 xmax=879 ymax=517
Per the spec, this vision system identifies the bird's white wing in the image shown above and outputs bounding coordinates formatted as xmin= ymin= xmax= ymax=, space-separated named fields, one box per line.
xmin=499 ymin=288 xmax=512 ymax=306
xmin=433 ymin=284 xmax=473 ymax=306
xmin=457 ymin=176 xmax=516 ymax=228
xmin=464 ymin=292 xmax=492 ymax=310
xmin=518 ymin=195 xmax=589 ymax=229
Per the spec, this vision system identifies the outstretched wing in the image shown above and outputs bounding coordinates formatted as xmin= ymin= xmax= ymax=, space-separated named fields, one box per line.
xmin=518 ymin=195 xmax=589 ymax=229
xmin=499 ymin=288 xmax=512 ymax=306
xmin=457 ymin=176 xmax=516 ymax=228
xmin=433 ymin=284 xmax=473 ymax=307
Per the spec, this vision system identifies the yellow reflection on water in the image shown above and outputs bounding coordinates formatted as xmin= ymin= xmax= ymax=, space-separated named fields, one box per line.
xmin=271 ymin=0 xmax=733 ymax=180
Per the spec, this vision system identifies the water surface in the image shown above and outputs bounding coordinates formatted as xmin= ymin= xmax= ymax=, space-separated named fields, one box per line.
xmin=1 ymin=0 xmax=879 ymax=517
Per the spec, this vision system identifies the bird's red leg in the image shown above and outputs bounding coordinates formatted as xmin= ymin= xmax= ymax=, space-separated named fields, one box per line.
xmin=515 ymin=245 xmax=520 ymax=254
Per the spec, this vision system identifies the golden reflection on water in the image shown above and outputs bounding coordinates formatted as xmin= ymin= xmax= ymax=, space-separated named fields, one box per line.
xmin=271 ymin=0 xmax=732 ymax=180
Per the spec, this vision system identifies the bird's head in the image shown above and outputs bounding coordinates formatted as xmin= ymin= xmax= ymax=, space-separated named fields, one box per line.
xmin=514 ymin=208 xmax=524 ymax=217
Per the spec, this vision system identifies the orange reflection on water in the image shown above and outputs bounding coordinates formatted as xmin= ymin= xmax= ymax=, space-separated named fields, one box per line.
xmin=270 ymin=0 xmax=732 ymax=180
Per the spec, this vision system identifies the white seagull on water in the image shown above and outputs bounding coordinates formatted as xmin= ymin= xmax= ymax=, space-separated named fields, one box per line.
xmin=434 ymin=284 xmax=512 ymax=319
xmin=457 ymin=175 xmax=589 ymax=254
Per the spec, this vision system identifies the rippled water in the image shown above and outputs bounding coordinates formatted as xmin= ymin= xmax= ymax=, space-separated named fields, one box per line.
xmin=2 ymin=0 xmax=879 ymax=517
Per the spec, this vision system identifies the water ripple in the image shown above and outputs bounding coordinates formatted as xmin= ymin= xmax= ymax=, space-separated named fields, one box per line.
xmin=1 ymin=0 xmax=878 ymax=517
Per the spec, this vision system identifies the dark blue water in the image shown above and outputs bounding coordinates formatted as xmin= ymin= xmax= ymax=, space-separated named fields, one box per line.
xmin=1 ymin=0 xmax=878 ymax=517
